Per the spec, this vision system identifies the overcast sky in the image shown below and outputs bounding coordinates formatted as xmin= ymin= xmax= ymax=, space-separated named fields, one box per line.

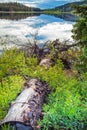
xmin=0 ymin=0 xmax=82 ymax=9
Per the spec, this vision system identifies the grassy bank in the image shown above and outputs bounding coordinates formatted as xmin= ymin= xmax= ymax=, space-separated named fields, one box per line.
xmin=43 ymin=10 xmax=61 ymax=15
xmin=0 ymin=42 xmax=87 ymax=129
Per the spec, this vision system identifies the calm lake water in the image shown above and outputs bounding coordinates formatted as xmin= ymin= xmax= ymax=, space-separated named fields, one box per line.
xmin=0 ymin=13 xmax=76 ymax=51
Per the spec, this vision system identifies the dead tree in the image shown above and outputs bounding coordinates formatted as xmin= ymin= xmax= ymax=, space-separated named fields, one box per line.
xmin=0 ymin=79 xmax=49 ymax=130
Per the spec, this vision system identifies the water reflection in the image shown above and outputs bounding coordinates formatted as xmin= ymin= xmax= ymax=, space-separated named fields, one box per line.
xmin=0 ymin=13 xmax=41 ymax=20
xmin=51 ymin=13 xmax=77 ymax=22
xmin=0 ymin=13 xmax=75 ymax=51
xmin=0 ymin=12 xmax=77 ymax=22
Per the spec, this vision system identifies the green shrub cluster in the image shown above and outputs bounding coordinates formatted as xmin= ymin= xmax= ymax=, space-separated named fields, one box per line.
xmin=0 ymin=48 xmax=26 ymax=79
xmin=19 ymin=55 xmax=87 ymax=129
xmin=32 ymin=62 xmax=87 ymax=130
xmin=0 ymin=48 xmax=27 ymax=120
xmin=0 ymin=75 xmax=24 ymax=119
xmin=0 ymin=48 xmax=38 ymax=80
xmin=0 ymin=48 xmax=38 ymax=120
xmin=39 ymin=75 xmax=87 ymax=130
xmin=0 ymin=48 xmax=87 ymax=130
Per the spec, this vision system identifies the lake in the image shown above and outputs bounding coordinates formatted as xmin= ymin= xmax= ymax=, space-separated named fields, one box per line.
xmin=0 ymin=13 xmax=76 ymax=51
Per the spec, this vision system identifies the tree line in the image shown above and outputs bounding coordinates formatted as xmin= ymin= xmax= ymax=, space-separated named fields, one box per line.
xmin=0 ymin=2 xmax=41 ymax=12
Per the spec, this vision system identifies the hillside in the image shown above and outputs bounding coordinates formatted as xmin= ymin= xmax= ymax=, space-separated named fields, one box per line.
xmin=0 ymin=2 xmax=41 ymax=12
xmin=43 ymin=1 xmax=87 ymax=15
xmin=55 ymin=1 xmax=87 ymax=12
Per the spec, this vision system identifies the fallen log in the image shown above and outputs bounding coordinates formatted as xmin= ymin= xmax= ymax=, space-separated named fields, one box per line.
xmin=39 ymin=58 xmax=51 ymax=68
xmin=0 ymin=78 xmax=49 ymax=130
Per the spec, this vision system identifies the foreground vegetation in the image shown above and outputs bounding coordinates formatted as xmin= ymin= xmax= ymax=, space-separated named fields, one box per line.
xmin=0 ymin=75 xmax=24 ymax=119
xmin=0 ymin=45 xmax=87 ymax=129
xmin=0 ymin=1 xmax=87 ymax=130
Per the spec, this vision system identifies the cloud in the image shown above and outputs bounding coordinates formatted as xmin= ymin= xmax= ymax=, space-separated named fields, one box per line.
xmin=0 ymin=0 xmax=82 ymax=8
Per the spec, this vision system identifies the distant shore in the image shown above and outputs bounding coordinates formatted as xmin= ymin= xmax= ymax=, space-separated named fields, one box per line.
xmin=0 ymin=11 xmax=43 ymax=14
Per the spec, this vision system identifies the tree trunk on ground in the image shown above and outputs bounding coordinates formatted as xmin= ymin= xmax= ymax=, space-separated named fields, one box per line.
xmin=0 ymin=78 xmax=49 ymax=130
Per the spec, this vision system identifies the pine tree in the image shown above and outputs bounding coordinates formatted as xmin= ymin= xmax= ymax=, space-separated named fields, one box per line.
xmin=72 ymin=1 xmax=87 ymax=72
xmin=72 ymin=3 xmax=87 ymax=46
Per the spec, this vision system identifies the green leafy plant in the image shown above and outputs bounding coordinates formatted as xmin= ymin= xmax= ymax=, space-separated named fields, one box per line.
xmin=0 ymin=75 xmax=24 ymax=119
xmin=0 ymin=44 xmax=87 ymax=130
xmin=39 ymin=76 xmax=87 ymax=130
xmin=0 ymin=48 xmax=26 ymax=80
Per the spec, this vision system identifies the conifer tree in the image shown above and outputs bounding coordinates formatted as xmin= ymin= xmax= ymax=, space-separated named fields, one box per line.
xmin=72 ymin=1 xmax=87 ymax=72
xmin=72 ymin=2 xmax=87 ymax=46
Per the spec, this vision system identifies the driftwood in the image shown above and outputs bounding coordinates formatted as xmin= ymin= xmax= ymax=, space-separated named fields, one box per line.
xmin=0 ymin=78 xmax=49 ymax=130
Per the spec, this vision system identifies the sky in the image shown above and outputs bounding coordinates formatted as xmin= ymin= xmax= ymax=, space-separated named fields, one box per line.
xmin=0 ymin=0 xmax=82 ymax=9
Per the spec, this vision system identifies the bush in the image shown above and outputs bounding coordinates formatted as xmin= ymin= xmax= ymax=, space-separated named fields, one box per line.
xmin=38 ymin=73 xmax=87 ymax=130
xmin=0 ymin=75 xmax=24 ymax=119
xmin=0 ymin=47 xmax=87 ymax=130
xmin=0 ymin=48 xmax=26 ymax=80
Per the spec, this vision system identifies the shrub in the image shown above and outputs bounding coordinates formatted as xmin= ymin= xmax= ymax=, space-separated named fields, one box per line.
xmin=0 ymin=48 xmax=26 ymax=80
xmin=38 ymin=73 xmax=87 ymax=130
xmin=0 ymin=75 xmax=24 ymax=119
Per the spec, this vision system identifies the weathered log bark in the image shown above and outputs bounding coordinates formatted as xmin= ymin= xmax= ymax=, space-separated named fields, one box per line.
xmin=39 ymin=58 xmax=51 ymax=68
xmin=0 ymin=78 xmax=49 ymax=130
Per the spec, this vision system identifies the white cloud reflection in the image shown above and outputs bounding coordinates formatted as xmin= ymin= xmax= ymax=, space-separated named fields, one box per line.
xmin=39 ymin=22 xmax=73 ymax=42
xmin=0 ymin=15 xmax=74 ymax=51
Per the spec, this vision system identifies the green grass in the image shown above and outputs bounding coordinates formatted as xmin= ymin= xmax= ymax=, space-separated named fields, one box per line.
xmin=1 ymin=124 xmax=10 ymax=130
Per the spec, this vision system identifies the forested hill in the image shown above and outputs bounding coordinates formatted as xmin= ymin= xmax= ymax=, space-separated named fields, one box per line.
xmin=0 ymin=2 xmax=41 ymax=12
xmin=55 ymin=1 xmax=87 ymax=12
